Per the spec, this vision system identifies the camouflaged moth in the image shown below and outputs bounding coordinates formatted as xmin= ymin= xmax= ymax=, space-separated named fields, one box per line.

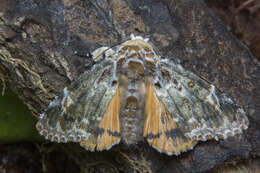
xmin=36 ymin=35 xmax=249 ymax=155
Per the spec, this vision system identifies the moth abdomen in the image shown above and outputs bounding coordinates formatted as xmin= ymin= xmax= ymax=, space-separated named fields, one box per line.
xmin=120 ymin=81 xmax=145 ymax=145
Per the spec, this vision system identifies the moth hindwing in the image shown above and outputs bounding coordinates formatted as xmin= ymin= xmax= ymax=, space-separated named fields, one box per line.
xmin=36 ymin=35 xmax=249 ymax=155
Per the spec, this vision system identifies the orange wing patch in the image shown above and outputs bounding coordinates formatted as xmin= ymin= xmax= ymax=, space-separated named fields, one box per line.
xmin=144 ymin=80 xmax=197 ymax=155
xmin=80 ymin=88 xmax=121 ymax=151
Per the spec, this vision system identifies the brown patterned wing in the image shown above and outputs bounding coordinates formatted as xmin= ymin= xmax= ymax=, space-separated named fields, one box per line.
xmin=80 ymin=87 xmax=121 ymax=151
xmin=144 ymin=78 xmax=197 ymax=155
xmin=150 ymin=58 xmax=248 ymax=152
xmin=36 ymin=58 xmax=121 ymax=151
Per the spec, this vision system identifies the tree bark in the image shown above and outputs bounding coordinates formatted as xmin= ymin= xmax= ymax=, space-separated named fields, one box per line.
xmin=0 ymin=0 xmax=259 ymax=172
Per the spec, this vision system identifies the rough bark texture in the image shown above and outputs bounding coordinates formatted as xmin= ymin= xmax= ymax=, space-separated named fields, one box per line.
xmin=0 ymin=0 xmax=259 ymax=173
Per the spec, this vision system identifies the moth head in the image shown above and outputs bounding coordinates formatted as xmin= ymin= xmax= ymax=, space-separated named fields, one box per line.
xmin=121 ymin=36 xmax=153 ymax=51
xmin=116 ymin=35 xmax=159 ymax=69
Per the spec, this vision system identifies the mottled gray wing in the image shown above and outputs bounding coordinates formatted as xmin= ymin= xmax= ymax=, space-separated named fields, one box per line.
xmin=36 ymin=58 xmax=118 ymax=144
xmin=154 ymin=58 xmax=249 ymax=141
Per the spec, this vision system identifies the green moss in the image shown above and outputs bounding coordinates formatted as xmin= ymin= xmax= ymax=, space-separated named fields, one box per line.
xmin=0 ymin=86 xmax=43 ymax=143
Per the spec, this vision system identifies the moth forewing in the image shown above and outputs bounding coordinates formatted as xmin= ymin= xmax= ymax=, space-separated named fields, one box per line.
xmin=154 ymin=58 xmax=249 ymax=142
xmin=144 ymin=78 xmax=197 ymax=155
xmin=37 ymin=48 xmax=120 ymax=150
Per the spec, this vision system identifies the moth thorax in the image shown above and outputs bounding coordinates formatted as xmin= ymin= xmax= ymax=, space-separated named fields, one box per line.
xmin=117 ymin=44 xmax=157 ymax=77
xmin=121 ymin=81 xmax=145 ymax=145
xmin=127 ymin=60 xmax=145 ymax=74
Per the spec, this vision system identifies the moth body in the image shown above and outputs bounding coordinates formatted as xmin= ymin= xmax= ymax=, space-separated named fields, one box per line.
xmin=115 ymin=38 xmax=158 ymax=145
xmin=117 ymin=54 xmax=145 ymax=144
xmin=120 ymin=79 xmax=145 ymax=145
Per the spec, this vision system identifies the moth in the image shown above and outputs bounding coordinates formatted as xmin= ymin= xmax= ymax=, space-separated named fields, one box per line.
xmin=36 ymin=35 xmax=249 ymax=155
